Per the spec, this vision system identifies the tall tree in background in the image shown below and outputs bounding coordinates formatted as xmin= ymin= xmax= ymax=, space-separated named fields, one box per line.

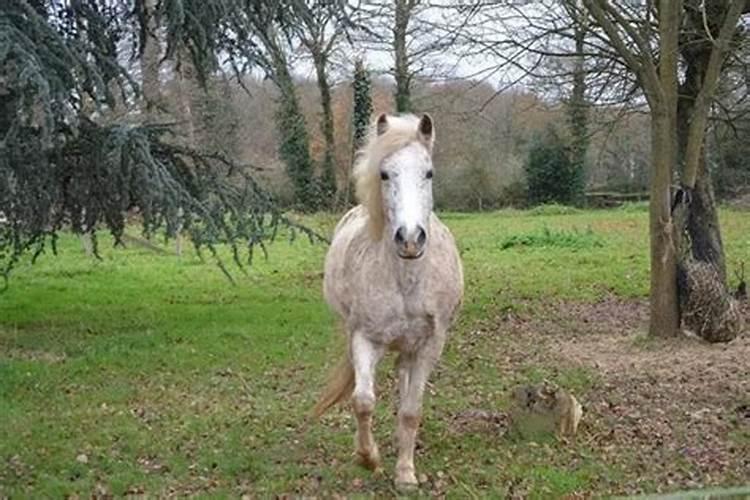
xmin=343 ymin=58 xmax=374 ymax=206
xmin=140 ymin=0 xmax=162 ymax=119
xmin=563 ymin=1 xmax=589 ymax=205
xmin=289 ymin=0 xmax=345 ymax=207
xmin=356 ymin=0 xmax=472 ymax=113
xmin=233 ymin=3 xmax=319 ymax=211
xmin=351 ymin=59 xmax=373 ymax=155
xmin=393 ymin=0 xmax=417 ymax=112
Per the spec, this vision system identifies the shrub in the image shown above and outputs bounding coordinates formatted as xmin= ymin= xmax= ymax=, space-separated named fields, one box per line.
xmin=525 ymin=126 xmax=584 ymax=206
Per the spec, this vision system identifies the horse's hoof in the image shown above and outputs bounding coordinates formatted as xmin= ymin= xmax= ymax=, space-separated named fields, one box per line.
xmin=354 ymin=449 xmax=381 ymax=471
xmin=394 ymin=479 xmax=419 ymax=492
xmin=394 ymin=467 xmax=418 ymax=491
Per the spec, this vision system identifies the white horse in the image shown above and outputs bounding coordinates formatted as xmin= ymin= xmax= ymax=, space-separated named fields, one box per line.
xmin=313 ymin=113 xmax=464 ymax=488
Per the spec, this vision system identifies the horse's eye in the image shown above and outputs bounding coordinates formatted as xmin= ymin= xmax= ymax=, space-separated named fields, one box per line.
xmin=426 ymin=170 xmax=433 ymax=180
xmin=380 ymin=171 xmax=389 ymax=181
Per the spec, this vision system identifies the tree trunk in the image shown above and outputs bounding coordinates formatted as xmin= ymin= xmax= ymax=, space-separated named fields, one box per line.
xmin=567 ymin=5 xmax=588 ymax=204
xmin=649 ymin=110 xmax=680 ymax=337
xmin=175 ymin=53 xmax=198 ymax=147
xmin=687 ymin=175 xmax=725 ymax=277
xmin=645 ymin=0 xmax=682 ymax=338
xmin=394 ymin=0 xmax=412 ymax=113
xmin=313 ymin=53 xmax=337 ymax=205
xmin=675 ymin=0 xmax=739 ymax=284
xmin=677 ymin=94 xmax=726 ymax=283
xmin=141 ymin=0 xmax=161 ymax=120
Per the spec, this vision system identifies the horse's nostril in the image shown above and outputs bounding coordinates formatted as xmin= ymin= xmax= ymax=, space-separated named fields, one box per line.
xmin=417 ymin=226 xmax=427 ymax=246
xmin=395 ymin=227 xmax=406 ymax=244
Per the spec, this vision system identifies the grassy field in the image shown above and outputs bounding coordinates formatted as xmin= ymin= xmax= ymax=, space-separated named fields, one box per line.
xmin=1 ymin=205 xmax=749 ymax=498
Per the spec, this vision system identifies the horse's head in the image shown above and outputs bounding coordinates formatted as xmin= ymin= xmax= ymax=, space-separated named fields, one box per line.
xmin=370 ymin=113 xmax=435 ymax=260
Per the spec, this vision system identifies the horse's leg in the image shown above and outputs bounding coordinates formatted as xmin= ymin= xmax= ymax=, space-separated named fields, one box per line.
xmin=351 ymin=333 xmax=383 ymax=471
xmin=394 ymin=337 xmax=445 ymax=488
xmin=396 ymin=352 xmax=412 ymax=405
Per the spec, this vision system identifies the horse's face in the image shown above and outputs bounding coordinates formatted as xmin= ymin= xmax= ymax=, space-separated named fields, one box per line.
xmin=378 ymin=114 xmax=435 ymax=260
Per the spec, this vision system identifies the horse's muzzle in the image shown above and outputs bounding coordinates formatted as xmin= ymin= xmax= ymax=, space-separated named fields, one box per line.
xmin=395 ymin=225 xmax=426 ymax=259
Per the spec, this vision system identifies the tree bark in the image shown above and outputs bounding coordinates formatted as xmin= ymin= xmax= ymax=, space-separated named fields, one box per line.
xmin=645 ymin=0 xmax=682 ymax=337
xmin=141 ymin=0 xmax=161 ymax=120
xmin=175 ymin=53 xmax=197 ymax=146
xmin=312 ymin=52 xmax=337 ymax=204
xmin=567 ymin=2 xmax=588 ymax=204
xmin=677 ymin=78 xmax=726 ymax=283
xmin=649 ymin=109 xmax=680 ymax=337
xmin=394 ymin=0 xmax=412 ymax=113
xmin=674 ymin=0 xmax=744 ymax=285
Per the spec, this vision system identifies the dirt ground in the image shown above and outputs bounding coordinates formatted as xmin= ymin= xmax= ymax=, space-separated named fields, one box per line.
xmin=468 ymin=297 xmax=750 ymax=495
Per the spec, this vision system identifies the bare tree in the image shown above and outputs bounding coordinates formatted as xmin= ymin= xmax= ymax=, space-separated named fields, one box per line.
xmin=456 ymin=0 xmax=747 ymax=338
xmin=288 ymin=0 xmax=348 ymax=204
xmin=354 ymin=0 xmax=476 ymax=112
xmin=578 ymin=0 xmax=747 ymax=338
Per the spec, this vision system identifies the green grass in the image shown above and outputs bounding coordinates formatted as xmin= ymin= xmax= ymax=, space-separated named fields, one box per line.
xmin=1 ymin=207 xmax=749 ymax=497
xmin=499 ymin=226 xmax=603 ymax=250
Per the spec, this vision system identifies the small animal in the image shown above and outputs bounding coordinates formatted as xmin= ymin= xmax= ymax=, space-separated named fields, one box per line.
xmin=510 ymin=381 xmax=583 ymax=438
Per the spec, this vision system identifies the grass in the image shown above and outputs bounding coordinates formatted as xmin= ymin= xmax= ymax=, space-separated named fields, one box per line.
xmin=1 ymin=207 xmax=749 ymax=497
xmin=498 ymin=226 xmax=603 ymax=250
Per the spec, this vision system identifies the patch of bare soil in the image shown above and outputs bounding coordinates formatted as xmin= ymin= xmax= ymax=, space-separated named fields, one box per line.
xmin=487 ymin=296 xmax=750 ymax=495
xmin=1 ymin=347 xmax=67 ymax=363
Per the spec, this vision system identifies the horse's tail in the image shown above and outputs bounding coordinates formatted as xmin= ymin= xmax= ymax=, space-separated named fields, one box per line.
xmin=311 ymin=353 xmax=355 ymax=418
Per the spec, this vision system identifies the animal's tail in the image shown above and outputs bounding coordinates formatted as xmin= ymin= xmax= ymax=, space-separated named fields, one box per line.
xmin=311 ymin=353 xmax=355 ymax=418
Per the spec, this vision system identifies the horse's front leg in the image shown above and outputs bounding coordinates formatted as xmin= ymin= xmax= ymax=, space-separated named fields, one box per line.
xmin=395 ymin=336 xmax=445 ymax=489
xmin=350 ymin=333 xmax=384 ymax=471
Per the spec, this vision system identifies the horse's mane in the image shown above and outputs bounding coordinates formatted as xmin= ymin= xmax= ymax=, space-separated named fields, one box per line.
xmin=353 ymin=114 xmax=430 ymax=240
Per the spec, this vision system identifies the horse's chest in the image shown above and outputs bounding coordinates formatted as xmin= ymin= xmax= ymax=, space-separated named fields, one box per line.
xmin=358 ymin=293 xmax=435 ymax=350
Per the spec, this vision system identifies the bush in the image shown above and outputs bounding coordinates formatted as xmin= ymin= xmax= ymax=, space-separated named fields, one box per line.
xmin=525 ymin=126 xmax=584 ymax=206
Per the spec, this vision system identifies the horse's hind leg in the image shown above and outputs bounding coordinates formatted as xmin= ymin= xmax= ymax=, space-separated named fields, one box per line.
xmin=350 ymin=333 xmax=384 ymax=471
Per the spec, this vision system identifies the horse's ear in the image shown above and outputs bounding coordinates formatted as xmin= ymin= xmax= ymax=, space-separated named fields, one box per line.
xmin=418 ymin=114 xmax=434 ymax=146
xmin=376 ymin=113 xmax=388 ymax=136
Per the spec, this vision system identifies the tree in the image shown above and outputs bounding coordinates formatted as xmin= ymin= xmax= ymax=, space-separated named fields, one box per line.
xmin=393 ymin=0 xmax=416 ymax=112
xmin=288 ymin=0 xmax=347 ymax=207
xmin=563 ymin=1 xmax=589 ymax=205
xmin=458 ymin=0 xmax=747 ymax=338
xmin=354 ymin=0 xmax=473 ymax=113
xmin=351 ymin=60 xmax=373 ymax=155
xmin=228 ymin=2 xmax=320 ymax=211
xmin=343 ymin=58 xmax=374 ymax=207
xmin=0 ymin=0 xmax=319 ymax=283
xmin=525 ymin=126 xmax=581 ymax=205
xmin=578 ymin=0 xmax=747 ymax=338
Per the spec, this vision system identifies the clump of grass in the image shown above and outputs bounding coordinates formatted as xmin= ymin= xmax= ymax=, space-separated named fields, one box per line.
xmin=527 ymin=203 xmax=581 ymax=216
xmin=500 ymin=226 xmax=604 ymax=250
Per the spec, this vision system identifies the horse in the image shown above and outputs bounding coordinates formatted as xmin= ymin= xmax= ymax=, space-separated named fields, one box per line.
xmin=313 ymin=113 xmax=464 ymax=488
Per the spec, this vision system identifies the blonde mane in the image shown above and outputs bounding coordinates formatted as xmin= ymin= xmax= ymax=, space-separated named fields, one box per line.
xmin=353 ymin=114 xmax=431 ymax=239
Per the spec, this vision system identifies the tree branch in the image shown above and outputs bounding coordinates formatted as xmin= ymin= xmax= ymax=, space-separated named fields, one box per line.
xmin=682 ymin=0 xmax=745 ymax=187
